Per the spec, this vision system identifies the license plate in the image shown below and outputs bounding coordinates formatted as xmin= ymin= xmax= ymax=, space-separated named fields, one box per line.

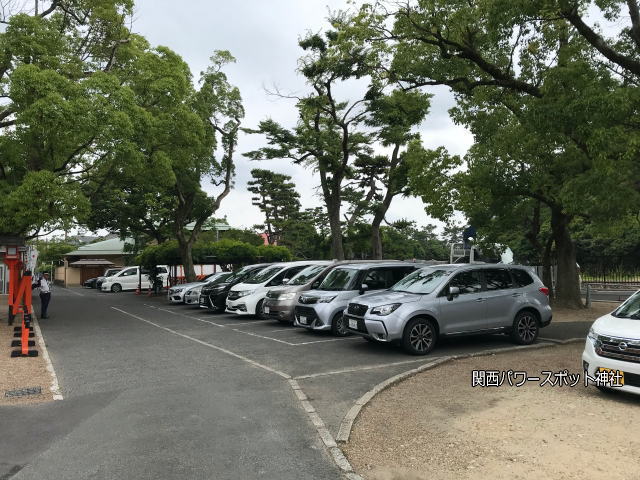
xmin=348 ymin=318 xmax=357 ymax=329
xmin=299 ymin=315 xmax=307 ymax=325
xmin=597 ymin=367 xmax=624 ymax=386
xmin=264 ymin=306 xmax=270 ymax=314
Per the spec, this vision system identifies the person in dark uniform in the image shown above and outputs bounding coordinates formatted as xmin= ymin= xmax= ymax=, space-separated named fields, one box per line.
xmin=35 ymin=272 xmax=52 ymax=319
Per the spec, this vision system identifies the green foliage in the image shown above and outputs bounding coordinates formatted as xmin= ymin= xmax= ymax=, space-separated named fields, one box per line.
xmin=31 ymin=238 xmax=76 ymax=272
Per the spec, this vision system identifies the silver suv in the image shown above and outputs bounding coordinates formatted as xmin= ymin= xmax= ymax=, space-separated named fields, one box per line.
xmin=345 ymin=264 xmax=552 ymax=355
xmin=293 ymin=262 xmax=420 ymax=336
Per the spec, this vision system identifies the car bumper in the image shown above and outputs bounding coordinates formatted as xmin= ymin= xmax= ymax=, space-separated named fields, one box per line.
xmin=168 ymin=291 xmax=185 ymax=303
xmin=582 ymin=338 xmax=640 ymax=395
xmin=184 ymin=294 xmax=200 ymax=305
xmin=263 ymin=299 xmax=294 ymax=322
xmin=344 ymin=313 xmax=398 ymax=342
xmin=292 ymin=304 xmax=337 ymax=331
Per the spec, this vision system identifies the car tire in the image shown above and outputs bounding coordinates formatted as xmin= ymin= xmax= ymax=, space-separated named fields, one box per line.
xmin=402 ymin=317 xmax=437 ymax=355
xmin=331 ymin=312 xmax=349 ymax=337
xmin=510 ymin=310 xmax=539 ymax=345
xmin=111 ymin=283 xmax=122 ymax=293
xmin=255 ymin=299 xmax=265 ymax=319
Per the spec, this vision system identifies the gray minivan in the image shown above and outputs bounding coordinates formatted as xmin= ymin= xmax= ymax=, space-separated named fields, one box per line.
xmin=345 ymin=264 xmax=552 ymax=355
xmin=293 ymin=262 xmax=420 ymax=336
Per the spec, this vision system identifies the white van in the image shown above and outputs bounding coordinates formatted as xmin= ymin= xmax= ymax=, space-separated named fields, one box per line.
xmin=101 ymin=266 xmax=169 ymax=293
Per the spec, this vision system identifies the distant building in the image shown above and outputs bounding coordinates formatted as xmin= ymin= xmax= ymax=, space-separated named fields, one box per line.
xmin=58 ymin=238 xmax=134 ymax=286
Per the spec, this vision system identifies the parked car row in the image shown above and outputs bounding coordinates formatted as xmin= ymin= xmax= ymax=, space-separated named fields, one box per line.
xmin=167 ymin=260 xmax=556 ymax=356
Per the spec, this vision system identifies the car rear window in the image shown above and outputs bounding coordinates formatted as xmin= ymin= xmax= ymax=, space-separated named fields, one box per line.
xmin=511 ymin=269 xmax=534 ymax=287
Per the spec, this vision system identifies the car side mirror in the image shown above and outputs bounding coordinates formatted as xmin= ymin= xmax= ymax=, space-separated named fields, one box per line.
xmin=283 ymin=278 xmax=290 ymax=284
xmin=359 ymin=283 xmax=369 ymax=295
xmin=447 ymin=286 xmax=460 ymax=301
xmin=311 ymin=281 xmax=320 ymax=289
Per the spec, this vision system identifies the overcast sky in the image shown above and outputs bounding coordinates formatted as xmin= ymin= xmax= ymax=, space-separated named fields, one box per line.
xmin=133 ymin=0 xmax=474 ymax=233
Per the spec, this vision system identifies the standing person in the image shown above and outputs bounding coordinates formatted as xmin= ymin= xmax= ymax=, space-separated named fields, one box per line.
xmin=35 ymin=272 xmax=52 ymax=319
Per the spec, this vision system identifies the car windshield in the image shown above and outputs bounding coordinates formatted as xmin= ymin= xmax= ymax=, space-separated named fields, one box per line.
xmin=243 ymin=265 xmax=283 ymax=284
xmin=612 ymin=291 xmax=640 ymax=318
xmin=288 ymin=265 xmax=326 ymax=286
xmin=390 ymin=268 xmax=451 ymax=294
xmin=106 ymin=270 xmax=119 ymax=277
xmin=206 ymin=272 xmax=232 ymax=286
xmin=317 ymin=268 xmax=359 ymax=291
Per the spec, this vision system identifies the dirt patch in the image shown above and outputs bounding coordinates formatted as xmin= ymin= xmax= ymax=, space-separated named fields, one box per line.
xmin=0 ymin=315 xmax=55 ymax=405
xmin=344 ymin=343 xmax=640 ymax=480
xmin=551 ymin=302 xmax=617 ymax=323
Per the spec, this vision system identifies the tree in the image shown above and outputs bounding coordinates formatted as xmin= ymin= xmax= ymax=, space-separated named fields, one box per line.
xmin=247 ymin=29 xmax=433 ymax=260
xmin=342 ymin=0 xmax=640 ymax=307
xmin=86 ymin=48 xmax=244 ymax=282
xmin=0 ymin=1 xmax=135 ymax=238
xmin=247 ymin=168 xmax=301 ymax=245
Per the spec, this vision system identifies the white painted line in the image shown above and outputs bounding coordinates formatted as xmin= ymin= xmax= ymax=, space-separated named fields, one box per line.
xmin=60 ymin=288 xmax=84 ymax=297
xmin=290 ymin=337 xmax=361 ymax=346
xmin=295 ymin=358 xmax=436 ymax=380
xmin=144 ymin=304 xmax=226 ymax=327
xmin=230 ymin=328 xmax=296 ymax=345
xmin=32 ymin=316 xmax=64 ymax=400
xmin=268 ymin=328 xmax=297 ymax=333
xmin=221 ymin=320 xmax=275 ymax=326
xmin=112 ymin=307 xmax=290 ymax=379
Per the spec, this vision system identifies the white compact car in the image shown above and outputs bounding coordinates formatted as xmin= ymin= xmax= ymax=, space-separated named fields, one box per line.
xmin=101 ymin=266 xmax=169 ymax=293
xmin=226 ymin=261 xmax=328 ymax=316
xmin=583 ymin=290 xmax=640 ymax=395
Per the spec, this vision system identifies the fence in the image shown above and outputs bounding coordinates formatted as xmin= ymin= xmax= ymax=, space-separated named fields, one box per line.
xmin=579 ymin=257 xmax=640 ymax=285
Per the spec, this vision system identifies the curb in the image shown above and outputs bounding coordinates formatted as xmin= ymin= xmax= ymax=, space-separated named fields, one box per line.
xmin=336 ymin=342 xmax=558 ymax=444
xmin=31 ymin=316 xmax=63 ymax=400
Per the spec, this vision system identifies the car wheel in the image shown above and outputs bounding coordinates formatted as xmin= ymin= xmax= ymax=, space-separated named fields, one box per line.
xmin=331 ymin=313 xmax=349 ymax=337
xmin=255 ymin=299 xmax=265 ymax=319
xmin=402 ymin=317 xmax=437 ymax=355
xmin=111 ymin=283 xmax=122 ymax=293
xmin=510 ymin=310 xmax=539 ymax=345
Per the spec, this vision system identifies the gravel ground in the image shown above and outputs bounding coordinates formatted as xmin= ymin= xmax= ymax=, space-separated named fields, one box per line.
xmin=0 ymin=318 xmax=54 ymax=405
xmin=551 ymin=301 xmax=617 ymax=323
xmin=344 ymin=342 xmax=640 ymax=480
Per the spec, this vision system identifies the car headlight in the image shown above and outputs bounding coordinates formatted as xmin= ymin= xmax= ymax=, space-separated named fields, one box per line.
xmin=173 ymin=287 xmax=185 ymax=292
xmin=236 ymin=290 xmax=255 ymax=298
xmin=318 ymin=296 xmax=337 ymax=303
xmin=279 ymin=292 xmax=296 ymax=301
xmin=370 ymin=303 xmax=402 ymax=316
xmin=587 ymin=327 xmax=599 ymax=343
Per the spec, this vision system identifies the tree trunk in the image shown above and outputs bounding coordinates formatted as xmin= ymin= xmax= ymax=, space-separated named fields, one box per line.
xmin=177 ymin=234 xmax=196 ymax=283
xmin=328 ymin=202 xmax=345 ymax=260
xmin=550 ymin=208 xmax=582 ymax=308
xmin=541 ymin=235 xmax=554 ymax=298
xmin=371 ymin=224 xmax=383 ymax=259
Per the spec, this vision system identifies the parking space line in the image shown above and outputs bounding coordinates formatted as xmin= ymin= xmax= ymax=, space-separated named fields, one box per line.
xmin=294 ymin=358 xmax=436 ymax=379
xmin=290 ymin=337 xmax=361 ymax=346
xmin=144 ymin=304 xmax=226 ymax=327
xmin=112 ymin=307 xmax=291 ymax=379
xmin=223 ymin=320 xmax=275 ymax=327
xmin=230 ymin=328 xmax=297 ymax=345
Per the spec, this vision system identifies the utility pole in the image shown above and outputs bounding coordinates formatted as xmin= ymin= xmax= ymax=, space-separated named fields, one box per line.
xmin=34 ymin=0 xmax=38 ymax=15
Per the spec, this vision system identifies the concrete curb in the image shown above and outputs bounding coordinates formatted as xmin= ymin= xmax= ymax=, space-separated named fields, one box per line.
xmin=31 ymin=316 xmax=64 ymax=400
xmin=336 ymin=342 xmax=558 ymax=444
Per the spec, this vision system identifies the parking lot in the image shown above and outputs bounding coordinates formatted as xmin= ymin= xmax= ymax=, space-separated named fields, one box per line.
xmin=1 ymin=287 xmax=598 ymax=480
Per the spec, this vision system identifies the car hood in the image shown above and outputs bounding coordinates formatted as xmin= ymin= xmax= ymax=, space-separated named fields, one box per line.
xmin=592 ymin=313 xmax=640 ymax=340
xmin=354 ymin=290 xmax=422 ymax=306
xmin=230 ymin=282 xmax=265 ymax=292
xmin=300 ymin=289 xmax=348 ymax=299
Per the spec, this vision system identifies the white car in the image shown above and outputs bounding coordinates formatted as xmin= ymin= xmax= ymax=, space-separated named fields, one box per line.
xmin=101 ymin=265 xmax=169 ymax=293
xmin=583 ymin=290 xmax=640 ymax=395
xmin=226 ymin=261 xmax=329 ymax=316
xmin=168 ymin=272 xmax=228 ymax=304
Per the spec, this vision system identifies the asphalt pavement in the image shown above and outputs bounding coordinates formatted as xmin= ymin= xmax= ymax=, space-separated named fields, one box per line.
xmin=0 ymin=287 xmax=603 ymax=479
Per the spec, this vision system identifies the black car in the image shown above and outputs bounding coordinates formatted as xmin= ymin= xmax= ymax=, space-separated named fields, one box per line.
xmin=83 ymin=277 xmax=98 ymax=288
xmin=199 ymin=264 xmax=272 ymax=312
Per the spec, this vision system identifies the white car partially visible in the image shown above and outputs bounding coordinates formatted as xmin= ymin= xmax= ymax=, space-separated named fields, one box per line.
xmin=168 ymin=272 xmax=227 ymax=304
xmin=583 ymin=290 xmax=640 ymax=395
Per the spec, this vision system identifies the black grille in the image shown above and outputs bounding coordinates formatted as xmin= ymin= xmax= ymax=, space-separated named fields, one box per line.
xmin=596 ymin=336 xmax=640 ymax=364
xmin=347 ymin=303 xmax=368 ymax=316
xmin=294 ymin=306 xmax=318 ymax=324
xmin=626 ymin=372 xmax=640 ymax=388
xmin=298 ymin=295 xmax=319 ymax=305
